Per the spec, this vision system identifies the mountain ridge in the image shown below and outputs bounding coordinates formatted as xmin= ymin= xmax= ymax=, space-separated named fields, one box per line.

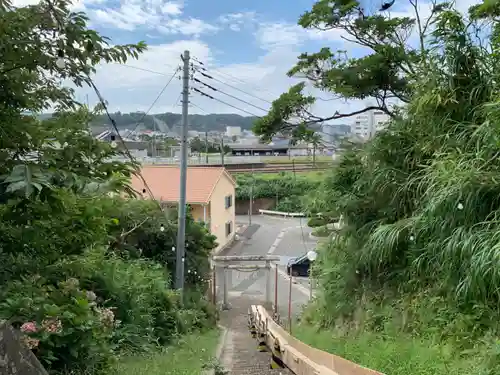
xmin=38 ymin=112 xmax=259 ymax=132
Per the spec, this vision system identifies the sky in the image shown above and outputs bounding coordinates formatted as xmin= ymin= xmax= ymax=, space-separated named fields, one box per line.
xmin=13 ymin=0 xmax=480 ymax=119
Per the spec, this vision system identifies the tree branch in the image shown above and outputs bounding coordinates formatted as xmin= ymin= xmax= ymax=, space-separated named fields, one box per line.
xmin=303 ymin=105 xmax=394 ymax=125
xmin=119 ymin=217 xmax=149 ymax=240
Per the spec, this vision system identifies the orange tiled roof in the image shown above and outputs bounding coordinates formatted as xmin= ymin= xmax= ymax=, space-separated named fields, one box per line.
xmin=131 ymin=165 xmax=236 ymax=204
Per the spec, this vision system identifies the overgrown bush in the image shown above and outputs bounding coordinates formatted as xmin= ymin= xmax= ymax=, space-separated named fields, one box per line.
xmin=311 ymin=226 xmax=330 ymax=237
xmin=1 ymin=276 xmax=116 ymax=373
xmin=0 ymin=194 xmax=216 ymax=374
xmin=297 ymin=5 xmax=500 ymax=367
xmin=235 ymin=173 xmax=319 ymax=212
xmin=307 ymin=217 xmax=327 ymax=227
xmin=1 ymin=1 xmax=217 ymax=374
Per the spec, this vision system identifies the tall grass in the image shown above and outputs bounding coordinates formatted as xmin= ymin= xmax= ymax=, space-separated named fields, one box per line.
xmin=306 ymin=6 xmax=500 ymax=353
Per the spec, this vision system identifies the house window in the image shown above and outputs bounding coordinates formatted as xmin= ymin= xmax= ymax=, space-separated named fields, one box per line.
xmin=224 ymin=195 xmax=233 ymax=209
xmin=225 ymin=221 xmax=232 ymax=237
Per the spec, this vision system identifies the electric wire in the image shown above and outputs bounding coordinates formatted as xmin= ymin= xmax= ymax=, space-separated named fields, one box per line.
xmin=191 ymin=57 xmax=354 ymax=145
xmin=86 ymin=77 xmax=165 ymax=212
xmin=191 ymin=63 xmax=344 ymax=148
xmin=114 ymin=63 xmax=179 ymax=77
xmin=35 ymin=3 xmax=210 ymax=266
xmin=191 ymin=87 xmax=340 ymax=148
xmin=191 ymin=56 xmax=279 ymax=99
xmin=192 ymin=77 xmax=269 ymax=113
xmin=191 ymin=87 xmax=262 ymax=118
xmin=126 ymin=67 xmax=180 ymax=135
xmin=192 ymin=64 xmax=273 ymax=105
xmin=86 ymin=76 xmax=208 ymax=265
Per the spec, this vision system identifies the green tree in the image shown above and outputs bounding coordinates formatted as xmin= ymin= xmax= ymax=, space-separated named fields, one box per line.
xmin=305 ymin=0 xmax=500 ymax=325
xmin=190 ymin=137 xmax=205 ymax=153
xmin=252 ymin=0 xmax=457 ymax=140
xmin=1 ymin=0 xmax=146 ymax=201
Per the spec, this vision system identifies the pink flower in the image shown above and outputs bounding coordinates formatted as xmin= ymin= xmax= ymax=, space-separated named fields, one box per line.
xmin=20 ymin=322 xmax=38 ymax=333
xmin=42 ymin=319 xmax=62 ymax=334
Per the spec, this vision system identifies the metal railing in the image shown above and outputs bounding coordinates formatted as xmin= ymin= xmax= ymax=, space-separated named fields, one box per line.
xmin=110 ymin=155 xmax=263 ymax=165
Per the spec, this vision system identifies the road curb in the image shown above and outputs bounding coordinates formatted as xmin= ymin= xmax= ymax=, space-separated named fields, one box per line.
xmin=202 ymin=324 xmax=228 ymax=375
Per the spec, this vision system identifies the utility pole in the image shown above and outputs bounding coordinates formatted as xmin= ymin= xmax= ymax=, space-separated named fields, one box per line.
xmin=204 ymin=123 xmax=209 ymax=164
xmin=249 ymin=163 xmax=254 ymax=225
xmin=175 ymin=50 xmax=190 ymax=295
xmin=220 ymin=136 xmax=225 ymax=166
xmin=152 ymin=117 xmax=157 ymax=158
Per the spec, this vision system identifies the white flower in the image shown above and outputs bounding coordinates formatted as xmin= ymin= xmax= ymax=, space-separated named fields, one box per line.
xmin=410 ymin=235 xmax=415 ymax=241
xmin=457 ymin=202 xmax=464 ymax=210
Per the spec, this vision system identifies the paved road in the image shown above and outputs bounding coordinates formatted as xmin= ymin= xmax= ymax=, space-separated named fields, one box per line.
xmin=216 ymin=215 xmax=319 ymax=322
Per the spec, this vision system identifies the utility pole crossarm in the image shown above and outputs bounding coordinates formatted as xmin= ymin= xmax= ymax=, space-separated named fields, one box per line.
xmin=175 ymin=50 xmax=190 ymax=296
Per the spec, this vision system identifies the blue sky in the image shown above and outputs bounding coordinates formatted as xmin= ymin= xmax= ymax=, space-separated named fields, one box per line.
xmin=14 ymin=0 xmax=480 ymax=119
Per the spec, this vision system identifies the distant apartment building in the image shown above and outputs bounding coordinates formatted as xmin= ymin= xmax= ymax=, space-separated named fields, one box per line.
xmin=226 ymin=126 xmax=242 ymax=137
xmin=352 ymin=109 xmax=390 ymax=140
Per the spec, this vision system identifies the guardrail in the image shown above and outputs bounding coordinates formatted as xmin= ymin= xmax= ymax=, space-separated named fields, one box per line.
xmin=248 ymin=305 xmax=383 ymax=375
xmin=259 ymin=209 xmax=306 ymax=217
xmin=110 ymin=156 xmax=263 ymax=165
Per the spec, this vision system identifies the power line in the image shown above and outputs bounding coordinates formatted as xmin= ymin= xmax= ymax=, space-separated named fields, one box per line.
xmin=87 ymin=67 xmax=207 ymax=271
xmin=126 ymin=67 xmax=180 ymax=135
xmin=191 ymin=87 xmax=340 ymax=147
xmin=86 ymin=76 xmax=167 ymax=214
xmin=191 ymin=87 xmax=262 ymax=118
xmin=114 ymin=63 xmax=179 ymax=77
xmin=191 ymin=56 xmax=280 ymax=99
xmin=189 ymin=101 xmax=208 ymax=113
xmin=192 ymin=77 xmax=269 ymax=113
xmin=192 ymin=64 xmax=273 ymax=105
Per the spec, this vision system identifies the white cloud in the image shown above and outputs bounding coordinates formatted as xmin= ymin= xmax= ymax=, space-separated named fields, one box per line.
xmin=157 ymin=18 xmax=218 ymax=36
xmin=89 ymin=0 xmax=217 ymax=36
xmin=11 ymin=0 xmax=104 ymax=11
xmin=22 ymin=0 xmax=484 ymax=127
xmin=76 ymin=38 xmax=351 ymax=122
xmin=255 ymin=21 xmax=345 ymax=50
xmin=218 ymin=12 xmax=256 ymax=32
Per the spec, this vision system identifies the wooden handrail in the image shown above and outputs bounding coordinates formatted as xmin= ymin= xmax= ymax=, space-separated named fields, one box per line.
xmin=248 ymin=305 xmax=384 ymax=375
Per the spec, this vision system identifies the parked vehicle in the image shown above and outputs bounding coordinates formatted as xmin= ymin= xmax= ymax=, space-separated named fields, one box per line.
xmin=286 ymin=254 xmax=311 ymax=277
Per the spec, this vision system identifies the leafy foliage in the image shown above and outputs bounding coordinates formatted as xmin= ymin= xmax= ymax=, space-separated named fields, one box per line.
xmin=235 ymin=172 xmax=320 ymax=212
xmin=0 ymin=1 xmax=217 ymax=374
xmin=252 ymin=0 xmax=458 ymax=140
xmin=292 ymin=2 xmax=500 ymax=371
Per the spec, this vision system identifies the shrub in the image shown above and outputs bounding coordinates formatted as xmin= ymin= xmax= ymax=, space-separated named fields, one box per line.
xmin=312 ymin=226 xmax=330 ymax=237
xmin=275 ymin=196 xmax=303 ymax=213
xmin=0 ymin=194 xmax=217 ymax=374
xmin=308 ymin=217 xmax=327 ymax=227
xmin=0 ymin=276 xmax=116 ymax=374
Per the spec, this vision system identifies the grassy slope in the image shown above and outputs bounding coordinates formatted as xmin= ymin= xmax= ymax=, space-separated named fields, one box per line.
xmin=111 ymin=329 xmax=221 ymax=375
xmin=294 ymin=324 xmax=482 ymax=375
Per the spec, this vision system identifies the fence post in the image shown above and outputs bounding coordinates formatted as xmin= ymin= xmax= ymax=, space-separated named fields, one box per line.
xmin=212 ymin=266 xmax=216 ymax=305
xmin=265 ymin=260 xmax=271 ymax=305
xmin=222 ymin=265 xmax=231 ymax=310
xmin=274 ymin=265 xmax=278 ymax=316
